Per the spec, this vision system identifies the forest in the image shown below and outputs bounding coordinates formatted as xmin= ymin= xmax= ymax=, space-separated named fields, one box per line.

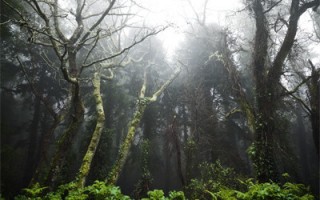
xmin=0 ymin=0 xmax=319 ymax=199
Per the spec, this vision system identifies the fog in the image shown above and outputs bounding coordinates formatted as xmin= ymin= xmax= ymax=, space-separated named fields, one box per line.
xmin=1 ymin=0 xmax=319 ymax=199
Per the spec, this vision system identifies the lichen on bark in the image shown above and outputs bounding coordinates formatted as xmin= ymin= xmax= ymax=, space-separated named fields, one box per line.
xmin=76 ymin=72 xmax=105 ymax=188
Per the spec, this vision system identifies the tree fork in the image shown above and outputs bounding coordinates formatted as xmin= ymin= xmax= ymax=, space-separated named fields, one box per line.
xmin=107 ymin=66 xmax=180 ymax=184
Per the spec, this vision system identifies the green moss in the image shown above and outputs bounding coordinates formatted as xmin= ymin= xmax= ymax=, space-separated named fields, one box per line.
xmin=76 ymin=73 xmax=105 ymax=188
xmin=107 ymin=100 xmax=149 ymax=184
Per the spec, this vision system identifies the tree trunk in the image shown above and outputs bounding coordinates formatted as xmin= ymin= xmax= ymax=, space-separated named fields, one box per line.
xmin=29 ymin=112 xmax=64 ymax=186
xmin=76 ymin=72 xmax=105 ymax=188
xmin=171 ymin=116 xmax=185 ymax=186
xmin=251 ymin=0 xmax=278 ymax=182
xmin=107 ymin=67 xmax=180 ymax=184
xmin=46 ymin=48 xmax=85 ymax=188
xmin=23 ymin=97 xmax=41 ymax=186
xmin=253 ymin=113 xmax=278 ymax=182
xmin=296 ymin=106 xmax=309 ymax=182
xmin=107 ymin=99 xmax=148 ymax=184
xmin=46 ymin=82 xmax=84 ymax=188
xmin=309 ymin=62 xmax=319 ymax=155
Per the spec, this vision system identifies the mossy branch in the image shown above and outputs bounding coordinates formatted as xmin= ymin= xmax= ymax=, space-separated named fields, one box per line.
xmin=77 ymin=72 xmax=105 ymax=188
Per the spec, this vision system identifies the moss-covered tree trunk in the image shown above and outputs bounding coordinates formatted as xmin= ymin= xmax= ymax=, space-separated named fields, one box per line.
xmin=45 ymin=46 xmax=86 ymax=187
xmin=107 ymin=99 xmax=149 ymax=184
xmin=76 ymin=72 xmax=105 ymax=188
xmin=107 ymin=67 xmax=180 ymax=184
xmin=46 ymin=82 xmax=84 ymax=188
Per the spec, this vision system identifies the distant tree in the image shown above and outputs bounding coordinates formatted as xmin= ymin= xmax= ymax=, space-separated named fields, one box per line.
xmin=287 ymin=60 xmax=319 ymax=155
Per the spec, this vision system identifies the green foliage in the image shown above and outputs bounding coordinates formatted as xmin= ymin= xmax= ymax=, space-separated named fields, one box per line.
xmin=15 ymin=181 xmax=130 ymax=200
xmin=14 ymin=183 xmax=47 ymax=199
xmin=207 ymin=179 xmax=314 ymax=200
xmin=142 ymin=190 xmax=185 ymax=200
xmin=246 ymin=143 xmax=256 ymax=158
xmin=247 ymin=142 xmax=277 ymax=181
xmin=85 ymin=181 xmax=130 ymax=200
xmin=168 ymin=191 xmax=186 ymax=200
xmin=185 ymin=161 xmax=314 ymax=200
xmin=13 ymin=176 xmax=313 ymax=200
xmin=185 ymin=160 xmax=241 ymax=199
xmin=144 ymin=190 xmax=165 ymax=200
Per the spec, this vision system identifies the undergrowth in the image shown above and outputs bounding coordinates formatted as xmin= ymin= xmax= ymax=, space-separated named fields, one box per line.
xmin=13 ymin=161 xmax=315 ymax=200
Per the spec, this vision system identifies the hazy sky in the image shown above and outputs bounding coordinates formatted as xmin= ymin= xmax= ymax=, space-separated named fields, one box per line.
xmin=58 ymin=0 xmax=318 ymax=63
xmin=139 ymin=0 xmax=243 ymax=58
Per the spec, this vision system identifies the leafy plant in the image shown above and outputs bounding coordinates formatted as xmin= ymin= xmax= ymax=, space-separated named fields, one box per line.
xmin=207 ymin=179 xmax=315 ymax=200
xmin=141 ymin=189 xmax=186 ymax=200
xmin=143 ymin=190 xmax=166 ymax=200
xmin=168 ymin=191 xmax=186 ymax=200
xmin=15 ymin=183 xmax=47 ymax=199
xmin=185 ymin=160 xmax=242 ymax=199
xmin=85 ymin=181 xmax=130 ymax=200
xmin=15 ymin=181 xmax=130 ymax=200
xmin=185 ymin=161 xmax=314 ymax=200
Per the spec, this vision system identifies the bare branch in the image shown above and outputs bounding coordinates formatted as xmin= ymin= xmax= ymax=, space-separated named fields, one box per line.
xmin=101 ymin=68 xmax=114 ymax=80
xmin=286 ymin=90 xmax=312 ymax=115
xmin=139 ymin=66 xmax=148 ymax=98
xmin=282 ymin=76 xmax=312 ymax=96
xmin=79 ymin=0 xmax=116 ymax=45
xmin=299 ymin=0 xmax=319 ymax=15
xmin=82 ymin=27 xmax=167 ymax=68
xmin=53 ymin=0 xmax=68 ymax=42
xmin=27 ymin=0 xmax=65 ymax=58
xmin=82 ymin=29 xmax=102 ymax=70
xmin=150 ymin=67 xmax=181 ymax=102
xmin=263 ymin=0 xmax=282 ymax=14
xmin=1 ymin=0 xmax=25 ymax=19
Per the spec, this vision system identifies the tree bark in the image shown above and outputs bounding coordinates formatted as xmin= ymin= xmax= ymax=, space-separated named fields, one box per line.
xmin=251 ymin=0 xmax=278 ymax=182
xmin=308 ymin=60 xmax=319 ymax=155
xmin=171 ymin=116 xmax=185 ymax=186
xmin=29 ymin=113 xmax=64 ymax=186
xmin=46 ymin=82 xmax=84 ymax=188
xmin=76 ymin=72 xmax=105 ymax=188
xmin=107 ymin=67 xmax=180 ymax=184
xmin=107 ymin=99 xmax=148 ymax=184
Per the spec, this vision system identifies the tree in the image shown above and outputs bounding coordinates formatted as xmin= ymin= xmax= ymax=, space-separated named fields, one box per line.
xmin=287 ymin=60 xmax=319 ymax=155
xmin=230 ymin=0 xmax=319 ymax=182
xmin=1 ymin=0 xmax=165 ymax=188
xmin=107 ymin=62 xmax=181 ymax=184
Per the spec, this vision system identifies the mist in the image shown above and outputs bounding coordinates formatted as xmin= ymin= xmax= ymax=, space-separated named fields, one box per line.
xmin=1 ymin=0 xmax=319 ymax=199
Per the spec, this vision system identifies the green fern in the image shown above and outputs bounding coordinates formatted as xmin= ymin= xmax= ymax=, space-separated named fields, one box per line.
xmin=22 ymin=183 xmax=47 ymax=198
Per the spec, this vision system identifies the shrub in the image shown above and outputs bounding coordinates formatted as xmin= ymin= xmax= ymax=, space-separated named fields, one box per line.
xmin=15 ymin=181 xmax=130 ymax=200
xmin=142 ymin=189 xmax=186 ymax=200
xmin=185 ymin=161 xmax=314 ymax=200
xmin=185 ymin=160 xmax=242 ymax=199
xmin=209 ymin=179 xmax=315 ymax=200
